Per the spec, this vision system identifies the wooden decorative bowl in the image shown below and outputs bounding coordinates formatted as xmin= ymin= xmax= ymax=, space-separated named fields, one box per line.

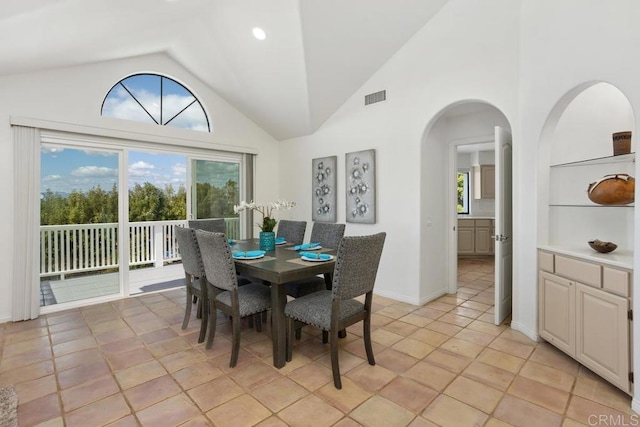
xmin=588 ymin=239 xmax=617 ymax=253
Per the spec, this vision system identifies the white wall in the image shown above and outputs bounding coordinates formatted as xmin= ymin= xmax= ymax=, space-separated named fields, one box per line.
xmin=279 ymin=0 xmax=520 ymax=304
xmin=0 ymin=53 xmax=280 ymax=322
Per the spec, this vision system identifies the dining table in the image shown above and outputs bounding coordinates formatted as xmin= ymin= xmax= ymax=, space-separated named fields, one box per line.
xmin=231 ymin=239 xmax=336 ymax=368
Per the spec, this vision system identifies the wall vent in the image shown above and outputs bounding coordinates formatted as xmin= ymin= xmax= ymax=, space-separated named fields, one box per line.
xmin=365 ymin=90 xmax=386 ymax=106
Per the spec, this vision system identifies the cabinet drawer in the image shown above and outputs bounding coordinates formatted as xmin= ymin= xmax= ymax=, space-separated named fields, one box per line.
xmin=555 ymin=255 xmax=601 ymax=288
xmin=603 ymin=267 xmax=630 ymax=297
xmin=475 ymin=219 xmax=493 ymax=227
xmin=458 ymin=219 xmax=475 ymax=228
xmin=539 ymin=251 xmax=554 ymax=273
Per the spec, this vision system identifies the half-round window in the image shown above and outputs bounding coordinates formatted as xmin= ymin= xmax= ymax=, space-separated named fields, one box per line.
xmin=101 ymin=74 xmax=210 ymax=132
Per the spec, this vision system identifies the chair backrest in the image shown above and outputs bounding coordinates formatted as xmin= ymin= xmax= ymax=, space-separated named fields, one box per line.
xmin=195 ymin=230 xmax=238 ymax=292
xmin=175 ymin=226 xmax=205 ymax=277
xmin=188 ymin=219 xmax=227 ymax=234
xmin=332 ymin=232 xmax=386 ymax=301
xmin=310 ymin=222 xmax=346 ymax=249
xmin=276 ymin=220 xmax=307 ymax=245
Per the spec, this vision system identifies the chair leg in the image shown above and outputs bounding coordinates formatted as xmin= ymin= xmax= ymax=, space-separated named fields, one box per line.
xmin=196 ymin=298 xmax=203 ymax=319
xmin=193 ymin=295 xmax=198 ymax=304
xmin=205 ymin=302 xmax=218 ymax=350
xmin=363 ymin=314 xmax=375 ymax=365
xmin=198 ymin=296 xmax=208 ymax=343
xmin=182 ymin=289 xmax=192 ymax=330
xmin=286 ymin=317 xmax=294 ymax=362
xmin=329 ymin=328 xmax=342 ymax=389
xmin=254 ymin=313 xmax=262 ymax=332
xmin=230 ymin=312 xmax=242 ymax=367
xmin=322 ymin=330 xmax=328 ymax=344
xmin=295 ymin=328 xmax=302 ymax=340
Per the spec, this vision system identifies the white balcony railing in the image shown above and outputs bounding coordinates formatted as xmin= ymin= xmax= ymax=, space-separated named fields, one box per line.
xmin=40 ymin=218 xmax=240 ymax=278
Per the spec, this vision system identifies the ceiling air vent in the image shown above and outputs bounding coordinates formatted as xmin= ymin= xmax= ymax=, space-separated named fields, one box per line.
xmin=365 ymin=90 xmax=386 ymax=106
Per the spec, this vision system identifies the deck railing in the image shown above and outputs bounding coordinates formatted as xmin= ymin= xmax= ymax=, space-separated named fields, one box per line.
xmin=40 ymin=218 xmax=240 ymax=278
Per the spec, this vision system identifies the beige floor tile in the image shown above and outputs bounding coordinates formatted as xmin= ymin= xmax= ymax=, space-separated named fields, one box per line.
xmin=476 ymin=347 xmax=525 ymax=374
xmin=462 ymin=361 xmax=515 ymax=391
xmin=466 ymin=319 xmax=506 ymax=336
xmin=444 ymin=376 xmax=503 ymax=413
xmin=0 ymin=346 xmax=52 ymax=372
xmin=489 ymin=336 xmax=535 ymax=359
xmin=341 ymin=337 xmax=386 ymax=360
xmin=287 ymin=362 xmax=333 ymax=391
xmin=13 ymin=374 xmax=58 ymax=404
xmin=345 ymin=362 xmax=397 ymax=392
xmin=374 ymin=347 xmax=419 ymax=374
xmin=529 ymin=343 xmax=580 ymax=375
xmin=187 ymin=376 xmax=244 ymax=412
xmin=278 ymin=394 xmax=343 ymax=427
xmin=424 ymin=349 xmax=473 ymax=374
xmin=438 ymin=312 xmax=474 ymax=327
xmin=380 ymin=377 xmax=439 ymax=414
xmin=371 ymin=328 xmax=404 ymax=346
xmin=508 ymin=376 xmax=570 ymax=414
xmin=424 ymin=321 xmax=463 ymax=337
xmin=228 ymin=361 xmax=283 ymax=391
xmin=54 ymin=348 xmax=104 ymax=372
xmin=106 ymin=347 xmax=155 ymax=371
xmin=16 ymin=393 xmax=61 ymax=426
xmin=404 ymin=361 xmax=456 ymax=391
xmin=519 ymin=360 xmax=576 ymax=392
xmin=57 ymin=359 xmax=111 ymax=389
xmin=159 ymin=348 xmax=207 ymax=373
xmin=316 ymin=349 xmax=365 ymax=374
xmin=331 ymin=418 xmax=362 ymax=427
xmin=572 ymin=375 xmax=632 ymax=414
xmin=454 ymin=328 xmax=496 ymax=346
xmin=399 ymin=313 xmax=435 ymax=327
xmin=114 ymin=360 xmax=168 ymax=390
xmin=316 ymin=377 xmax=372 ymax=413
xmin=135 ymin=393 xmax=201 ymax=426
xmin=61 ymin=375 xmax=120 ymax=412
xmin=383 ymin=320 xmax=419 ymax=337
xmin=422 ymin=395 xmax=489 ymax=427
xmin=565 ymin=395 xmax=632 ymax=425
xmin=351 ymin=396 xmax=416 ymax=427
xmin=171 ymin=360 xmax=225 ymax=389
xmin=440 ymin=337 xmax=485 ymax=359
xmin=252 ymin=377 xmax=309 ymax=412
xmin=123 ymin=375 xmax=182 ymax=411
xmin=408 ymin=328 xmax=449 ymax=347
xmin=392 ymin=337 xmax=435 ymax=359
xmin=64 ymin=394 xmax=131 ymax=427
xmin=494 ymin=395 xmax=563 ymax=427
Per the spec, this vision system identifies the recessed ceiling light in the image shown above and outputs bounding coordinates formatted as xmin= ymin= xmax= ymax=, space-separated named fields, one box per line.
xmin=252 ymin=27 xmax=266 ymax=40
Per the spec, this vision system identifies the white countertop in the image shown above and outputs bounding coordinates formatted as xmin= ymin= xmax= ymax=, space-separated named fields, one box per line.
xmin=458 ymin=216 xmax=495 ymax=219
xmin=538 ymin=244 xmax=633 ymax=270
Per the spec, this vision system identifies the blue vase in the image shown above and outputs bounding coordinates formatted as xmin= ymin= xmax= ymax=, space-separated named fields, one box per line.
xmin=259 ymin=231 xmax=276 ymax=251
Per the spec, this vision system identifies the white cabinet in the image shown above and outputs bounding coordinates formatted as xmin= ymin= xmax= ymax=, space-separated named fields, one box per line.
xmin=458 ymin=219 xmax=494 ymax=256
xmin=538 ymin=250 xmax=632 ymax=394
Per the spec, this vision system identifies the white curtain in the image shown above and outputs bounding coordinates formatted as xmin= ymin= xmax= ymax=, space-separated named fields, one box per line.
xmin=12 ymin=125 xmax=41 ymax=321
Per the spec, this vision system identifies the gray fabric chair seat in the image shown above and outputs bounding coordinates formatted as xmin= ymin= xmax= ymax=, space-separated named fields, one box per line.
xmin=285 ymin=290 xmax=364 ymax=330
xmin=216 ymin=283 xmax=271 ymax=317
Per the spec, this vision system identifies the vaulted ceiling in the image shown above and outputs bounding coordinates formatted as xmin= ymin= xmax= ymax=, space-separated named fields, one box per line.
xmin=0 ymin=0 xmax=449 ymax=140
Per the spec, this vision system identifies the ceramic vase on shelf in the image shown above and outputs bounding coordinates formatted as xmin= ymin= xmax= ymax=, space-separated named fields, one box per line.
xmin=259 ymin=231 xmax=276 ymax=251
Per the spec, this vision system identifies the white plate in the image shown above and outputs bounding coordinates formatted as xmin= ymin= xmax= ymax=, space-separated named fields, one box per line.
xmin=301 ymin=255 xmax=334 ymax=262
xmin=275 ymin=240 xmax=287 ymax=245
xmin=233 ymin=254 xmax=265 ymax=260
xmin=298 ymin=245 xmax=322 ymax=251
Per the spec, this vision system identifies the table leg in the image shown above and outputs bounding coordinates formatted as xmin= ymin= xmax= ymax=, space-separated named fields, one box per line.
xmin=270 ymin=283 xmax=288 ymax=368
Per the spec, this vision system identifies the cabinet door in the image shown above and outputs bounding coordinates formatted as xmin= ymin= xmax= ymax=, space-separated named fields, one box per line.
xmin=458 ymin=228 xmax=475 ymax=255
xmin=481 ymin=165 xmax=495 ymax=198
xmin=575 ymin=283 xmax=629 ymax=392
xmin=538 ymin=271 xmax=575 ymax=356
xmin=475 ymin=227 xmax=492 ymax=255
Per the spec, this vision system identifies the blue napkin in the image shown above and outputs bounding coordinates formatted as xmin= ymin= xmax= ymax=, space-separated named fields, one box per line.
xmin=227 ymin=238 xmax=235 ymax=244
xmin=294 ymin=242 xmax=321 ymax=251
xmin=275 ymin=237 xmax=286 ymax=243
xmin=300 ymin=252 xmax=332 ymax=261
xmin=232 ymin=250 xmax=265 ymax=259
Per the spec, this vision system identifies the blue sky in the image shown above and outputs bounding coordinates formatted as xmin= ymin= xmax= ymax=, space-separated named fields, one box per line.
xmin=41 ymin=147 xmax=186 ymax=194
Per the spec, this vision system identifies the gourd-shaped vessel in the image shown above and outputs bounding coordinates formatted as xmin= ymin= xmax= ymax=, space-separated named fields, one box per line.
xmin=587 ymin=174 xmax=635 ymax=205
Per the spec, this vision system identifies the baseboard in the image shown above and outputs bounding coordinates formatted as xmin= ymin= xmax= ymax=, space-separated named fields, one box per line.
xmin=0 ymin=315 xmax=12 ymax=324
xmin=509 ymin=320 xmax=540 ymax=342
xmin=374 ymin=289 xmax=421 ymax=306
xmin=631 ymin=397 xmax=640 ymax=414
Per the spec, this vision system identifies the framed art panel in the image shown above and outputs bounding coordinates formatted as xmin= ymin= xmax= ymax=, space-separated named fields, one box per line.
xmin=312 ymin=156 xmax=337 ymax=222
xmin=346 ymin=149 xmax=376 ymax=223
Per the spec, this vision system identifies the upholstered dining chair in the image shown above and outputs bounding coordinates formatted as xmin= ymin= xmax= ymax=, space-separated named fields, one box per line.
xmin=175 ymin=226 xmax=209 ymax=343
xmin=285 ymin=232 xmax=386 ymax=389
xmin=195 ymin=230 xmax=272 ymax=367
xmin=285 ymin=222 xmax=346 ymax=299
xmin=276 ymin=220 xmax=307 ymax=245
xmin=188 ymin=218 xmax=226 ymax=234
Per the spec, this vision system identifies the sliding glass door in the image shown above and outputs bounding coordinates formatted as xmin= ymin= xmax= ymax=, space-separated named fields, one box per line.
xmin=40 ymin=145 xmax=121 ymax=307
xmin=189 ymin=156 xmax=242 ymax=239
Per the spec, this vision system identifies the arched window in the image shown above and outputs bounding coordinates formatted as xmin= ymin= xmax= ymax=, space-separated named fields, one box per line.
xmin=101 ymin=74 xmax=210 ymax=132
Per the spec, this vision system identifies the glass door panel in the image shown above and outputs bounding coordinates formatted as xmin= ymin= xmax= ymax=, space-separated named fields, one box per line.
xmin=40 ymin=145 xmax=121 ymax=306
xmin=190 ymin=158 xmax=241 ymax=239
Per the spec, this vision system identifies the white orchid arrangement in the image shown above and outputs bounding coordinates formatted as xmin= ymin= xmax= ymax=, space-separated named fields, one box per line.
xmin=233 ymin=200 xmax=296 ymax=232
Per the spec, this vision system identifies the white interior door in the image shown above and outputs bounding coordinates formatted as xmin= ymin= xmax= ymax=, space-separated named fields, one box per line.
xmin=494 ymin=126 xmax=513 ymax=325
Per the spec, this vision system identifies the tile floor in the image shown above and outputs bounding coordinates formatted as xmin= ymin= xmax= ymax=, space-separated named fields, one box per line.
xmin=0 ymin=258 xmax=635 ymax=426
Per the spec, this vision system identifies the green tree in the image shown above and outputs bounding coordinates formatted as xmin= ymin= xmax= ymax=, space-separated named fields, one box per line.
xmin=128 ymin=182 xmax=167 ymax=222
